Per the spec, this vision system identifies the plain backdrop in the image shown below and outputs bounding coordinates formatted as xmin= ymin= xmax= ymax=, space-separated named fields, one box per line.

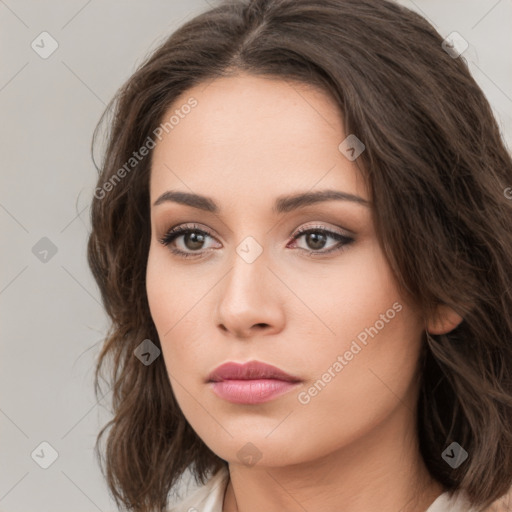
xmin=1 ymin=1 xmax=511 ymax=511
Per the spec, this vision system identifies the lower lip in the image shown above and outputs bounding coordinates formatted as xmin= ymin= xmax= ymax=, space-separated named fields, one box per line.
xmin=209 ymin=379 xmax=300 ymax=404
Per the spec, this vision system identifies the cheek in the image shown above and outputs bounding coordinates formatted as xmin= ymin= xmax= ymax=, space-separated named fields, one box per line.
xmin=145 ymin=246 xmax=211 ymax=381
xmin=291 ymin=241 xmax=423 ymax=432
xmin=146 ymin=243 xmax=198 ymax=331
xmin=293 ymin=238 xmax=412 ymax=350
xmin=146 ymin=248 xmax=183 ymax=363
xmin=146 ymin=249 xmax=173 ymax=336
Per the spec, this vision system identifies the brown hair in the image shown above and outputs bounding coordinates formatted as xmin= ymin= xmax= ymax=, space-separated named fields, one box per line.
xmin=87 ymin=0 xmax=512 ymax=510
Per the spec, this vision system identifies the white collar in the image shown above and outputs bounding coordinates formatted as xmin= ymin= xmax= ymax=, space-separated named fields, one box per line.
xmin=170 ymin=466 xmax=478 ymax=512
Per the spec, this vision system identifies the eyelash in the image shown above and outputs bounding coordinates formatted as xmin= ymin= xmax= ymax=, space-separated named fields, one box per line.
xmin=158 ymin=223 xmax=354 ymax=259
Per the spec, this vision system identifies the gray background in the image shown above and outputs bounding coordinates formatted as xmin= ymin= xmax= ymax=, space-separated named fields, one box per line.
xmin=1 ymin=1 xmax=511 ymax=511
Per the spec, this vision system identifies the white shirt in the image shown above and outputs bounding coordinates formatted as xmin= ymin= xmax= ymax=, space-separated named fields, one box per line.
xmin=169 ymin=466 xmax=479 ymax=512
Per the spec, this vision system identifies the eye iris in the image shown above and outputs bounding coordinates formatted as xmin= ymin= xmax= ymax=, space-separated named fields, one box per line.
xmin=306 ymin=232 xmax=326 ymax=250
xmin=184 ymin=231 xmax=205 ymax=250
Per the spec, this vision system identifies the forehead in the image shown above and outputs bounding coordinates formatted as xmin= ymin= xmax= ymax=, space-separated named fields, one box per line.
xmin=149 ymin=73 xmax=367 ymax=205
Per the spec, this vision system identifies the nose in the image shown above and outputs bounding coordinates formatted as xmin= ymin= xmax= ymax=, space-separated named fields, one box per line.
xmin=214 ymin=248 xmax=286 ymax=339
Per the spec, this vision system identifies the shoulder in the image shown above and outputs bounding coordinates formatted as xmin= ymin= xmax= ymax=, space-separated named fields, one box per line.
xmin=167 ymin=466 xmax=230 ymax=512
xmin=426 ymin=489 xmax=480 ymax=512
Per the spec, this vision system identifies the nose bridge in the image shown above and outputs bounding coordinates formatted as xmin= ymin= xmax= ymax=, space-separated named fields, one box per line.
xmin=224 ymin=233 xmax=269 ymax=302
xmin=215 ymin=232 xmax=284 ymax=336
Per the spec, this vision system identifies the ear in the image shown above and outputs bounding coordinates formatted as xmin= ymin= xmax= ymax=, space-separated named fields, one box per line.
xmin=426 ymin=304 xmax=464 ymax=335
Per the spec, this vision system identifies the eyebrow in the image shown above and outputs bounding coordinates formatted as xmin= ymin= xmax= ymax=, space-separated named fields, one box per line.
xmin=152 ymin=189 xmax=370 ymax=214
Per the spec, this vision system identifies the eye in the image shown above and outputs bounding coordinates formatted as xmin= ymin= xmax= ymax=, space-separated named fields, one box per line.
xmin=158 ymin=223 xmax=355 ymax=259
xmin=288 ymin=225 xmax=354 ymax=257
xmin=158 ymin=223 xmax=219 ymax=259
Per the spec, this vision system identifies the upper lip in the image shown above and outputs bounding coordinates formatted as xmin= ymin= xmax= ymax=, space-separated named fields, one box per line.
xmin=207 ymin=361 xmax=301 ymax=383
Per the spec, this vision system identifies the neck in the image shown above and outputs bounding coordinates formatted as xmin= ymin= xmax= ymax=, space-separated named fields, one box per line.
xmin=222 ymin=402 xmax=444 ymax=512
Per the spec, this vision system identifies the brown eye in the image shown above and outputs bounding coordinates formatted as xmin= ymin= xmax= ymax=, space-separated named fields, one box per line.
xmin=158 ymin=224 xmax=219 ymax=259
xmin=290 ymin=226 xmax=354 ymax=256
xmin=181 ymin=231 xmax=207 ymax=251
xmin=303 ymin=231 xmax=328 ymax=250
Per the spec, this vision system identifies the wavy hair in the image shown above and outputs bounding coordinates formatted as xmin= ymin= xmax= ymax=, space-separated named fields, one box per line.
xmin=87 ymin=0 xmax=512 ymax=510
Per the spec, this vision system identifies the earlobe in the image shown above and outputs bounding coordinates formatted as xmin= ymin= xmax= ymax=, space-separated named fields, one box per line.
xmin=426 ymin=304 xmax=464 ymax=335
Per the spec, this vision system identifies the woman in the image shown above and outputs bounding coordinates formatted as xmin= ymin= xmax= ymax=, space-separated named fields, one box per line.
xmin=87 ymin=0 xmax=512 ymax=511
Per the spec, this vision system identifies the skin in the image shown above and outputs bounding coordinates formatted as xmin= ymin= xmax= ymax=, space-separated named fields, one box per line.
xmin=146 ymin=73 xmax=462 ymax=512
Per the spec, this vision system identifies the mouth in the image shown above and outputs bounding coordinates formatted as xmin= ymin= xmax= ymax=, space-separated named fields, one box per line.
xmin=206 ymin=360 xmax=302 ymax=404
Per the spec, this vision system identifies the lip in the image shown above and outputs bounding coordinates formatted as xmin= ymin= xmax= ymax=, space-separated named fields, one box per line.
xmin=207 ymin=361 xmax=302 ymax=404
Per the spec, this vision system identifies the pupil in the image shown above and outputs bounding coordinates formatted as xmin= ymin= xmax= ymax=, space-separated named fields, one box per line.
xmin=185 ymin=232 xmax=204 ymax=250
xmin=307 ymin=233 xmax=326 ymax=250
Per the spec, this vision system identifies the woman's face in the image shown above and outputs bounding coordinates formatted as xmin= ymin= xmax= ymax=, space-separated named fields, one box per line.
xmin=146 ymin=73 xmax=426 ymax=467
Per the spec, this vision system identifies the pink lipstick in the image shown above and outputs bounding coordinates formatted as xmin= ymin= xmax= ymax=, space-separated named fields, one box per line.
xmin=207 ymin=361 xmax=301 ymax=404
